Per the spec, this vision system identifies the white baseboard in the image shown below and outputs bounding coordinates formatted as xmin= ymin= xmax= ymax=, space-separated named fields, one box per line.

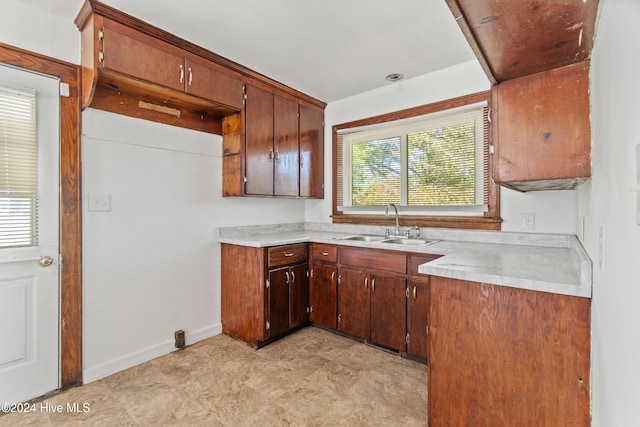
xmin=82 ymin=322 xmax=222 ymax=384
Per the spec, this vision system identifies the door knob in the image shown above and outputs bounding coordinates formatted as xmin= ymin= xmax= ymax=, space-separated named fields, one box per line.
xmin=39 ymin=256 xmax=54 ymax=268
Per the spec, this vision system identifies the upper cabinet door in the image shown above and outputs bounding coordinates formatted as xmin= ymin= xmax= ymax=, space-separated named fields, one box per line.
xmin=492 ymin=62 xmax=591 ymax=191
xmin=101 ymin=19 xmax=184 ymax=92
xmin=299 ymin=104 xmax=324 ymax=198
xmin=184 ymin=55 xmax=245 ymax=110
xmin=274 ymin=95 xmax=299 ymax=197
xmin=245 ymin=84 xmax=274 ymax=196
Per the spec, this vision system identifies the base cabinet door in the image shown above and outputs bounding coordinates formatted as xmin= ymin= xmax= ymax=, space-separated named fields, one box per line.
xmin=428 ymin=276 xmax=591 ymax=427
xmin=289 ymin=263 xmax=309 ymax=329
xmin=309 ymin=262 xmax=337 ymax=328
xmin=267 ymin=268 xmax=290 ymax=338
xmin=337 ymin=267 xmax=370 ymax=340
xmin=407 ymin=277 xmax=429 ymax=359
xmin=370 ymin=273 xmax=407 ymax=352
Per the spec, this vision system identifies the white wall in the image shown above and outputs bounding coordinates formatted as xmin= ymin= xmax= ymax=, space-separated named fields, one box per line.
xmin=307 ymin=60 xmax=580 ymax=235
xmin=0 ymin=0 xmax=80 ymax=65
xmin=82 ymin=109 xmax=306 ymax=381
xmin=578 ymin=0 xmax=640 ymax=425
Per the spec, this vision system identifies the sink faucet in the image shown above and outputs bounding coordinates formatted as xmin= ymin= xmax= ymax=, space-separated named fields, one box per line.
xmin=385 ymin=203 xmax=400 ymax=236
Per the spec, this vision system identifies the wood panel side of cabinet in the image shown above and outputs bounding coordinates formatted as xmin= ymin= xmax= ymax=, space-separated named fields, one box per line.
xmin=299 ymin=103 xmax=324 ymax=198
xmin=428 ymin=276 xmax=591 ymax=427
xmin=493 ymin=61 xmax=591 ymax=188
xmin=221 ymin=244 xmax=266 ymax=346
xmin=309 ymin=262 xmax=337 ymax=329
xmin=245 ymin=84 xmax=274 ymax=195
xmin=222 ymin=112 xmax=244 ymax=196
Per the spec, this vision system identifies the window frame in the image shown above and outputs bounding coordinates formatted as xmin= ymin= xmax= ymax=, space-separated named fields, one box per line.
xmin=332 ymin=91 xmax=502 ymax=230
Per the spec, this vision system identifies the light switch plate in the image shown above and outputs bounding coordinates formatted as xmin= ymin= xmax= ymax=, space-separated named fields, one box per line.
xmin=88 ymin=194 xmax=111 ymax=212
xmin=522 ymin=213 xmax=535 ymax=229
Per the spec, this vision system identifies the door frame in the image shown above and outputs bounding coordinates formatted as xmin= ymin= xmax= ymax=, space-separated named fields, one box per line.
xmin=0 ymin=42 xmax=82 ymax=389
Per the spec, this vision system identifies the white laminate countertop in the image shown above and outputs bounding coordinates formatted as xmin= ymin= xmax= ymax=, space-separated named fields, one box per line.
xmin=217 ymin=223 xmax=592 ymax=298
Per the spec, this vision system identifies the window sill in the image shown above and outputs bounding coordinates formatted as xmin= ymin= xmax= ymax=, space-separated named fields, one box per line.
xmin=331 ymin=213 xmax=503 ymax=231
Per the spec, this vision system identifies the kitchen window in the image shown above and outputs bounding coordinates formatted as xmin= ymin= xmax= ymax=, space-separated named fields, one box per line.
xmin=332 ymin=91 xmax=501 ymax=230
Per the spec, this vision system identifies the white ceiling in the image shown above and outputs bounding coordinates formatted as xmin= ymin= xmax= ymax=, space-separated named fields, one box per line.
xmin=23 ymin=0 xmax=479 ymax=103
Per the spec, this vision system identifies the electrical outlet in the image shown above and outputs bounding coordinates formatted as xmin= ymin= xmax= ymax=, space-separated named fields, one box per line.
xmin=522 ymin=213 xmax=535 ymax=229
xmin=174 ymin=330 xmax=185 ymax=349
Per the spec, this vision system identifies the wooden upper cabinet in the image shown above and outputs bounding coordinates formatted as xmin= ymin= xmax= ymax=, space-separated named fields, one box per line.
xmin=245 ymin=84 xmax=275 ymax=196
xmin=101 ymin=19 xmax=184 ymax=93
xmin=184 ymin=55 xmax=244 ymax=110
xmin=492 ymin=62 xmax=591 ymax=191
xmin=299 ymin=103 xmax=324 ymax=198
xmin=99 ymin=18 xmax=244 ymax=109
xmin=274 ymin=94 xmax=300 ymax=197
xmin=242 ymin=83 xmax=325 ymax=198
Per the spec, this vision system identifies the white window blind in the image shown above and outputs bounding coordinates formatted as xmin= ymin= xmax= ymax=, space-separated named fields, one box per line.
xmin=0 ymin=85 xmax=38 ymax=248
xmin=337 ymin=102 xmax=488 ymax=215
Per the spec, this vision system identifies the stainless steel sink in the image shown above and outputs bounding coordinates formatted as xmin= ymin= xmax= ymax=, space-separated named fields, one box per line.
xmin=335 ymin=234 xmax=437 ymax=246
xmin=335 ymin=234 xmax=388 ymax=242
xmin=381 ymin=237 xmax=435 ymax=246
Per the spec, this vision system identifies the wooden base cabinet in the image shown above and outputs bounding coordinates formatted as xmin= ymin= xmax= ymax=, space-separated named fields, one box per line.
xmin=337 ymin=247 xmax=408 ymax=352
xmin=428 ymin=276 xmax=591 ymax=427
xmin=221 ymin=243 xmax=309 ymax=348
xmin=309 ymin=244 xmax=338 ymax=329
xmin=406 ymin=255 xmax=439 ymax=360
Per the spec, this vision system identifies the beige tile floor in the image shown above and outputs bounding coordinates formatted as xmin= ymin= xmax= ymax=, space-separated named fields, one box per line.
xmin=0 ymin=327 xmax=428 ymax=426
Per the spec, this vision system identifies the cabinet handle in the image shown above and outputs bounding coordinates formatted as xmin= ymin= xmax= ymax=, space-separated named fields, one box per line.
xmin=291 ymin=271 xmax=295 ymax=283
xmin=285 ymin=271 xmax=290 ymax=284
xmin=372 ymin=278 xmax=376 ymax=292
xmin=338 ymin=314 xmax=341 ymax=323
xmin=321 ymin=252 xmax=329 ymax=256
xmin=284 ymin=252 xmax=294 ymax=257
xmin=331 ymin=271 xmax=335 ymax=282
xmin=338 ymin=275 xmax=341 ymax=284
xmin=179 ymin=64 xmax=184 ymax=83
xmin=269 ymin=149 xmax=274 ymax=162
xmin=188 ymin=67 xmax=193 ymax=86
xmin=275 ymin=149 xmax=280 ymax=162
xmin=300 ymin=156 xmax=304 ymax=168
xmin=413 ymin=285 xmax=417 ymax=300
xmin=365 ymin=277 xmax=368 ymax=289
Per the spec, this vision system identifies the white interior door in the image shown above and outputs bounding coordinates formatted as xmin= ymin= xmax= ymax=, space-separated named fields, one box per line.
xmin=0 ymin=64 xmax=60 ymax=403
